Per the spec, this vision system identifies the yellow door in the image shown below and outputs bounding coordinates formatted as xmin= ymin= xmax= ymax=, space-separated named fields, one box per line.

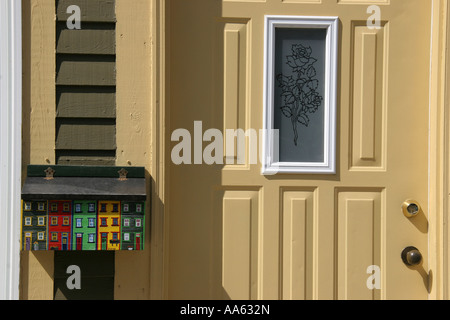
xmin=167 ymin=0 xmax=431 ymax=299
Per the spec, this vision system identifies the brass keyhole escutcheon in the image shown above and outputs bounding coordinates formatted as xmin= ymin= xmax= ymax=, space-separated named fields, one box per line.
xmin=402 ymin=200 xmax=421 ymax=218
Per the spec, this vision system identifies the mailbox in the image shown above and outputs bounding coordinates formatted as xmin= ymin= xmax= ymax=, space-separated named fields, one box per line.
xmin=21 ymin=165 xmax=147 ymax=251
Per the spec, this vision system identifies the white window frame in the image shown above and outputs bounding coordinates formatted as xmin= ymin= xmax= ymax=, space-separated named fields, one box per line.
xmin=38 ymin=202 xmax=45 ymax=211
xmin=37 ymin=216 xmax=45 ymax=226
xmin=262 ymin=15 xmax=338 ymax=175
xmin=135 ymin=218 xmax=142 ymax=227
xmin=24 ymin=217 xmax=32 ymax=226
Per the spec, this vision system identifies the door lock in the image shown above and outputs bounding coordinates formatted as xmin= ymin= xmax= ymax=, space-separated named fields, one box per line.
xmin=402 ymin=200 xmax=421 ymax=218
xmin=401 ymin=246 xmax=423 ymax=267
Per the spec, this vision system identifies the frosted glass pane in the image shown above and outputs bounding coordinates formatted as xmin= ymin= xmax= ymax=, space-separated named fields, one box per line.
xmin=274 ymin=28 xmax=327 ymax=163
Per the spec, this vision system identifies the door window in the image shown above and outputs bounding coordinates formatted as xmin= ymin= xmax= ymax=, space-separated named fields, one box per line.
xmin=263 ymin=16 xmax=338 ymax=174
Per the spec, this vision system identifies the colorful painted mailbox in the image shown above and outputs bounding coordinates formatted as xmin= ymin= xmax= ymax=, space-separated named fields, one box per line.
xmin=21 ymin=165 xmax=147 ymax=251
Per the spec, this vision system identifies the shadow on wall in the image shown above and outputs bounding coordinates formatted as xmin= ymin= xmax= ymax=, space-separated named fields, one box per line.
xmin=167 ymin=0 xmax=226 ymax=299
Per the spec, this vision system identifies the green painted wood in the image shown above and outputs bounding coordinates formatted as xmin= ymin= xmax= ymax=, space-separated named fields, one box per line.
xmin=27 ymin=165 xmax=145 ymax=178
xmin=54 ymin=277 xmax=114 ymax=300
xmin=56 ymin=119 xmax=116 ymax=150
xmin=54 ymin=251 xmax=115 ymax=278
xmin=57 ymin=87 xmax=116 ymax=119
xmin=56 ymin=58 xmax=116 ymax=86
xmin=56 ymin=0 xmax=116 ymax=23
xmin=54 ymin=251 xmax=114 ymax=300
xmin=57 ymin=28 xmax=116 ymax=55
xmin=55 ymin=0 xmax=117 ymax=165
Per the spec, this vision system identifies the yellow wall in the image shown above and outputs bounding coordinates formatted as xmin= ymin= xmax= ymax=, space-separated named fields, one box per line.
xmin=114 ymin=0 xmax=153 ymax=300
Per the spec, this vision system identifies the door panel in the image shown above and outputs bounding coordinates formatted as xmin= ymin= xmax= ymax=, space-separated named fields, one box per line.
xmin=168 ymin=0 xmax=431 ymax=300
xmin=101 ymin=233 xmax=107 ymax=251
xmin=62 ymin=236 xmax=68 ymax=251
xmin=281 ymin=189 xmax=315 ymax=300
xmin=337 ymin=190 xmax=383 ymax=300
xmin=216 ymin=189 xmax=260 ymax=300
xmin=350 ymin=23 xmax=386 ymax=170
xmin=136 ymin=235 xmax=141 ymax=251
xmin=76 ymin=235 xmax=82 ymax=251
xmin=25 ymin=235 xmax=31 ymax=251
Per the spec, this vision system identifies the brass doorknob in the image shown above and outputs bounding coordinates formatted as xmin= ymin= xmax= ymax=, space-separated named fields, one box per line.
xmin=401 ymin=246 xmax=422 ymax=266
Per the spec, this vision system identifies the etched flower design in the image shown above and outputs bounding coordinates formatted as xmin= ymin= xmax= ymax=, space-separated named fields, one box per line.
xmin=277 ymin=44 xmax=323 ymax=146
xmin=286 ymin=44 xmax=318 ymax=71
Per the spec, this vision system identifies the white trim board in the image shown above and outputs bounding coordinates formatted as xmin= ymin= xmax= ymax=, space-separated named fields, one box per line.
xmin=0 ymin=0 xmax=22 ymax=300
xmin=262 ymin=15 xmax=338 ymax=175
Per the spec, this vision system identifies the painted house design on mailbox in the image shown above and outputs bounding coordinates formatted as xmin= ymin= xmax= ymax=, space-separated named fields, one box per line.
xmin=21 ymin=165 xmax=147 ymax=251
xmin=48 ymin=200 xmax=72 ymax=250
xmin=121 ymin=202 xmax=145 ymax=250
xmin=21 ymin=200 xmax=47 ymax=251
xmin=72 ymin=201 xmax=98 ymax=251
xmin=98 ymin=201 xmax=121 ymax=251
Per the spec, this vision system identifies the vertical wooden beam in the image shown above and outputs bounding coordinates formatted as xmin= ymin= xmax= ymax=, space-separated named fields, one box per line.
xmin=20 ymin=0 xmax=56 ymax=300
xmin=149 ymin=0 xmax=168 ymax=300
xmin=429 ymin=0 xmax=448 ymax=300
xmin=28 ymin=0 xmax=56 ymax=165
xmin=442 ymin=0 xmax=450 ymax=301
xmin=445 ymin=0 xmax=450 ymax=301
xmin=115 ymin=0 xmax=152 ymax=300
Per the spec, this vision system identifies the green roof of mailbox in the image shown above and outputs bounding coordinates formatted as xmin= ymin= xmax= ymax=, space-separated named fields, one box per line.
xmin=22 ymin=165 xmax=147 ymax=201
